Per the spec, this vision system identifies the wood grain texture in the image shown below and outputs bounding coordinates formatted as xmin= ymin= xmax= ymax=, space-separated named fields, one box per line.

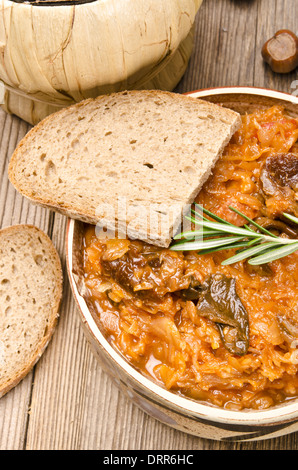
xmin=0 ymin=0 xmax=298 ymax=450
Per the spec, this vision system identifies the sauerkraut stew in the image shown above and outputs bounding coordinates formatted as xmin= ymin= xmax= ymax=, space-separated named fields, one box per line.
xmin=82 ymin=106 xmax=298 ymax=411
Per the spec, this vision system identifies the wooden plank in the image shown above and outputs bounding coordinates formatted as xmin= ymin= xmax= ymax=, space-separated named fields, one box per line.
xmin=254 ymin=0 xmax=298 ymax=92
xmin=176 ymin=0 xmax=258 ymax=93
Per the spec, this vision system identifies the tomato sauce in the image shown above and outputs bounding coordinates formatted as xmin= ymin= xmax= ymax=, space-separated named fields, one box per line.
xmin=82 ymin=106 xmax=298 ymax=410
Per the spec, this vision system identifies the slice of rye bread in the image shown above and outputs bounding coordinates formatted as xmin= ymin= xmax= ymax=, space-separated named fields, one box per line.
xmin=0 ymin=225 xmax=63 ymax=398
xmin=8 ymin=90 xmax=241 ymax=247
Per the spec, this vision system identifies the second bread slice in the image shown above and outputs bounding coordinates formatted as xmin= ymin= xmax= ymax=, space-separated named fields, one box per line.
xmin=8 ymin=90 xmax=241 ymax=247
xmin=0 ymin=225 xmax=63 ymax=398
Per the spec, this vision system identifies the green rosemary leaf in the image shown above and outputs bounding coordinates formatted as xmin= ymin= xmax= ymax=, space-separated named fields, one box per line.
xmin=185 ymin=215 xmax=204 ymax=225
xmin=248 ymin=242 xmax=298 ymax=265
xmin=169 ymin=207 xmax=298 ymax=265
xmin=283 ymin=213 xmax=298 ymax=225
xmin=184 ymin=217 xmax=293 ymax=244
xmin=170 ymin=236 xmax=245 ymax=252
xmin=173 ymin=229 xmax=228 ymax=240
xmin=246 ymin=237 xmax=263 ymax=247
xmin=189 ymin=219 xmax=262 ymax=238
xmin=198 ymin=241 xmax=250 ymax=255
xmin=194 ymin=203 xmax=233 ymax=225
xmin=221 ymin=242 xmax=280 ymax=266
xmin=244 ymin=224 xmax=255 ymax=232
xmin=228 ymin=206 xmax=279 ymax=238
xmin=191 ymin=208 xmax=208 ymax=222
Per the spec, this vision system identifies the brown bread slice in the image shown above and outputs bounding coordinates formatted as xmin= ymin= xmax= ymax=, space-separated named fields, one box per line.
xmin=8 ymin=90 xmax=241 ymax=247
xmin=0 ymin=225 xmax=63 ymax=398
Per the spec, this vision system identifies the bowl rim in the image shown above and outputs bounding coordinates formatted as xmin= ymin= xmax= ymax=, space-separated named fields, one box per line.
xmin=66 ymin=86 xmax=298 ymax=426
xmin=184 ymin=85 xmax=298 ymax=104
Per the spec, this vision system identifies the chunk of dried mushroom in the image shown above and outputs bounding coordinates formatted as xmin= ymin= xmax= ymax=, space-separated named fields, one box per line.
xmin=195 ymin=273 xmax=250 ymax=356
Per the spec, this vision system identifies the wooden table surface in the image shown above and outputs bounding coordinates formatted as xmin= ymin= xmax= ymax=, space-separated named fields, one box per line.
xmin=0 ymin=0 xmax=298 ymax=451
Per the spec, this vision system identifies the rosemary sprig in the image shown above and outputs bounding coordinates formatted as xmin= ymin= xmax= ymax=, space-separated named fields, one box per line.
xmin=170 ymin=204 xmax=298 ymax=265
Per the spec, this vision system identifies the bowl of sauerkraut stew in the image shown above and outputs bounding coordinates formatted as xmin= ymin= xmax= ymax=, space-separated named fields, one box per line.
xmin=66 ymin=87 xmax=298 ymax=441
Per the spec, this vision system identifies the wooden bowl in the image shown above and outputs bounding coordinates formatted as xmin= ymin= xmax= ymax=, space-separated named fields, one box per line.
xmin=66 ymin=87 xmax=298 ymax=441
